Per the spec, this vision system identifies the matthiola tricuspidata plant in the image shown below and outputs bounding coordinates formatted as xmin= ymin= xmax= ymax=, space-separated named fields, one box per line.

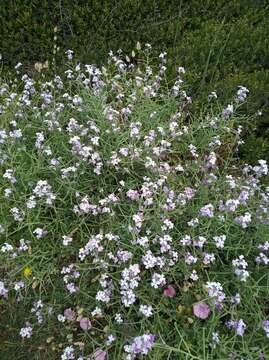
xmin=0 ymin=46 xmax=269 ymax=359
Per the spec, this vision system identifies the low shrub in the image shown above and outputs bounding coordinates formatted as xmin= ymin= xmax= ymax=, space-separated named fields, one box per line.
xmin=0 ymin=48 xmax=269 ymax=359
xmin=1 ymin=1 xmax=269 ymax=164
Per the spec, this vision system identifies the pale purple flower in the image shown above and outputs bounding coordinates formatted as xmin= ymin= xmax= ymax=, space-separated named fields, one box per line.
xmin=79 ymin=317 xmax=91 ymax=330
xmin=163 ymin=285 xmax=176 ymax=298
xmin=262 ymin=320 xmax=269 ymax=338
xmin=200 ymin=204 xmax=214 ymax=218
xmin=61 ymin=346 xmax=75 ymax=360
xmin=126 ymin=189 xmax=140 ymax=200
xmin=193 ymin=302 xmax=211 ymax=319
xmin=205 ymin=281 xmax=226 ymax=305
xmin=235 ymin=212 xmax=251 ymax=228
xmin=235 ymin=319 xmax=247 ymax=336
xmin=253 ymin=159 xmax=268 ymax=176
xmin=65 ymin=49 xmax=74 ymax=61
xmin=125 ymin=334 xmax=155 ymax=355
xmin=226 ymin=319 xmax=246 ymax=336
xmin=185 ymin=252 xmax=198 ymax=265
xmin=222 ymin=104 xmax=234 ymax=118
xmin=235 ymin=86 xmax=249 ymax=103
xmin=0 ymin=281 xmax=8 ymax=297
xmin=93 ymin=349 xmax=107 ymax=360
xmin=205 ymin=152 xmax=217 ymax=169
xmin=64 ymin=308 xmax=76 ymax=321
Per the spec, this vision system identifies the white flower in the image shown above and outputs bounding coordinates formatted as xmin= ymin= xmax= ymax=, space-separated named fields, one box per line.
xmin=19 ymin=325 xmax=33 ymax=338
xmin=57 ymin=314 xmax=66 ymax=322
xmin=151 ymin=273 xmax=166 ymax=289
xmin=62 ymin=235 xmax=73 ymax=246
xmin=115 ymin=313 xmax=123 ymax=323
xmin=139 ymin=304 xmax=153 ymax=318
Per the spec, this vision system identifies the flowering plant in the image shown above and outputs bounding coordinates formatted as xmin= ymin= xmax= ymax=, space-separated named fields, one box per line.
xmin=0 ymin=46 xmax=268 ymax=359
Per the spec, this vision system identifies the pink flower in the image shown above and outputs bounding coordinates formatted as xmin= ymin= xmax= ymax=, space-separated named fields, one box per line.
xmin=64 ymin=308 xmax=76 ymax=321
xmin=79 ymin=317 xmax=91 ymax=330
xmin=93 ymin=349 xmax=107 ymax=360
xmin=193 ymin=302 xmax=211 ymax=319
xmin=163 ymin=285 xmax=176 ymax=298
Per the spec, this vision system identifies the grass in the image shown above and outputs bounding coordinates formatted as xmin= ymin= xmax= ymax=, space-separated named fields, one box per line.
xmin=0 ymin=48 xmax=269 ymax=359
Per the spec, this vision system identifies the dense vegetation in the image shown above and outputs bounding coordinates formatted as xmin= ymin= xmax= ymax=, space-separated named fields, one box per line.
xmin=1 ymin=0 xmax=269 ymax=163
xmin=1 ymin=2 xmax=269 ymax=359
xmin=0 ymin=47 xmax=269 ymax=360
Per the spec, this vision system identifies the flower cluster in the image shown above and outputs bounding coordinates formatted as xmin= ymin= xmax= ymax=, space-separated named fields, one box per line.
xmin=124 ymin=334 xmax=155 ymax=359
